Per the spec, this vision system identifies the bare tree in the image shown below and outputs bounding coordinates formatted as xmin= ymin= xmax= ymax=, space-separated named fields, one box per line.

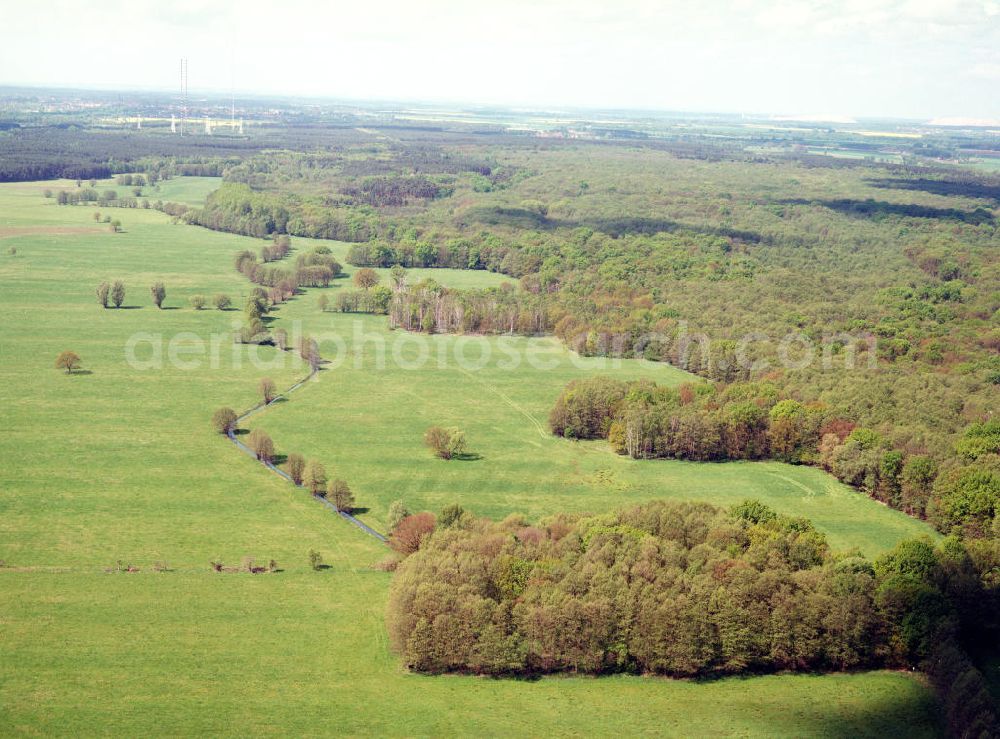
xmin=286 ymin=453 xmax=306 ymax=485
xmin=248 ymin=429 xmax=274 ymax=463
xmin=212 ymin=407 xmax=238 ymax=434
xmin=328 ymin=479 xmax=355 ymax=512
xmin=97 ymin=281 xmax=110 ymax=308
xmin=304 ymin=460 xmax=327 ymax=495
xmin=259 ymin=377 xmax=277 ymax=404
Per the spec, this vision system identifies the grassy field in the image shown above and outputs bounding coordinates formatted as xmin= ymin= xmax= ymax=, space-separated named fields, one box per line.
xmin=0 ymin=179 xmax=941 ymax=736
xmin=245 ymin=310 xmax=932 ymax=556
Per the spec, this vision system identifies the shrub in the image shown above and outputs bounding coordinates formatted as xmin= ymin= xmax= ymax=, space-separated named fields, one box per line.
xmin=214 ymin=294 xmax=232 ymax=310
xmin=190 ymin=295 xmax=206 ymax=310
xmin=308 ymin=549 xmax=324 ymax=571
xmin=96 ymin=281 xmax=110 ymax=308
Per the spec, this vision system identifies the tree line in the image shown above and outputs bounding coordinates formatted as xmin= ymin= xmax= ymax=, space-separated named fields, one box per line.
xmin=549 ymin=377 xmax=999 ymax=541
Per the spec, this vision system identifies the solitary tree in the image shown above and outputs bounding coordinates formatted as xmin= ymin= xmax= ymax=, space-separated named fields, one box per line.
xmin=150 ymin=282 xmax=166 ymax=309
xmin=190 ymin=295 xmax=206 ymax=310
xmin=304 ymin=460 xmax=327 ymax=495
xmin=55 ymin=350 xmax=82 ymax=374
xmin=8 ymin=246 xmax=16 ymax=257
xmin=328 ymin=479 xmax=355 ymax=512
xmin=286 ymin=453 xmax=306 ymax=485
xmin=111 ymin=280 xmax=126 ymax=308
xmin=248 ymin=428 xmax=274 ymax=463
xmin=274 ymin=328 xmax=288 ymax=351
xmin=259 ymin=377 xmax=277 ymax=404
xmin=353 ymin=268 xmax=380 ymax=291
xmin=109 ymin=219 xmax=122 ymax=234
xmin=214 ymin=294 xmax=232 ymax=311
xmin=97 ymin=281 xmax=110 ymax=308
xmin=318 ymin=294 xmax=329 ymax=312
xmin=212 ymin=407 xmax=238 ymax=435
xmin=424 ymin=426 xmax=467 ymax=460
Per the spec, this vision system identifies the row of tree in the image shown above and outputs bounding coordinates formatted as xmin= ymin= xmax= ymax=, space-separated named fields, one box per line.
xmin=211 ymin=406 xmax=355 ymax=511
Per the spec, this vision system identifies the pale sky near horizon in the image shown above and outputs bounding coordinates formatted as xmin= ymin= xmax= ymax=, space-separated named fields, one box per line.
xmin=1 ymin=0 xmax=998 ymax=120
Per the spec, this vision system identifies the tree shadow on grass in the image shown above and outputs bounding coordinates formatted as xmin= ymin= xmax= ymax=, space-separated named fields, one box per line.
xmin=233 ymin=428 xmax=249 ymax=436
xmin=159 ymin=306 xmax=180 ymax=311
xmin=271 ymin=453 xmax=288 ymax=466
xmin=453 ymin=452 xmax=483 ymax=462
xmin=115 ymin=305 xmax=143 ymax=310
xmin=348 ymin=507 xmax=371 ymax=515
xmin=67 ymin=369 xmax=93 ymax=376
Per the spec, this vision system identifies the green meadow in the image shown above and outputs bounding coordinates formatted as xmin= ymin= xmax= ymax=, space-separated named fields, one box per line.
xmin=0 ymin=179 xmax=940 ymax=736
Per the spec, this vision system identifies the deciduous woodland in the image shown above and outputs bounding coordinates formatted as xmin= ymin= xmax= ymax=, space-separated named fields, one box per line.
xmin=386 ymin=501 xmax=998 ymax=735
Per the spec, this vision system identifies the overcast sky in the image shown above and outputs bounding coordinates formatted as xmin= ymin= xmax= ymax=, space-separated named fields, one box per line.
xmin=2 ymin=0 xmax=998 ymax=119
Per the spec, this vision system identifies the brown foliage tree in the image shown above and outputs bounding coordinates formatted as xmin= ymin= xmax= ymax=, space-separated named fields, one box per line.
xmin=328 ymin=479 xmax=355 ymax=512
xmin=111 ymin=280 xmax=125 ymax=308
xmin=353 ymin=267 xmax=380 ymax=290
xmin=55 ymin=350 xmax=82 ymax=374
xmin=248 ymin=428 xmax=274 ymax=463
xmin=150 ymin=282 xmax=166 ymax=309
xmin=389 ymin=512 xmax=436 ymax=556
xmin=212 ymin=407 xmax=238 ymax=434
xmin=286 ymin=453 xmax=306 ymax=485
xmin=304 ymin=460 xmax=327 ymax=495
xmin=259 ymin=377 xmax=277 ymax=404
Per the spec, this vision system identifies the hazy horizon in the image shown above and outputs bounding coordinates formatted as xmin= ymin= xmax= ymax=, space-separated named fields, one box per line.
xmin=2 ymin=0 xmax=999 ymax=121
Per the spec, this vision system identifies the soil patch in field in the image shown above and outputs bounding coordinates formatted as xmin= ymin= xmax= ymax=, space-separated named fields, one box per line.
xmin=0 ymin=226 xmax=103 ymax=240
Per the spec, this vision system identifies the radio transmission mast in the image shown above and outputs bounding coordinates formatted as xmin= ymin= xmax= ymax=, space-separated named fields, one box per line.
xmin=179 ymin=57 xmax=189 ymax=135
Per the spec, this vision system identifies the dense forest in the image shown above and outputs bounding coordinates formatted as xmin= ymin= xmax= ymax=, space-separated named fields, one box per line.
xmin=386 ymin=500 xmax=999 ymax=735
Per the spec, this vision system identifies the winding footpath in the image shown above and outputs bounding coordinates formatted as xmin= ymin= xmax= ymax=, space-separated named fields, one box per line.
xmin=226 ymin=370 xmax=388 ymax=543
